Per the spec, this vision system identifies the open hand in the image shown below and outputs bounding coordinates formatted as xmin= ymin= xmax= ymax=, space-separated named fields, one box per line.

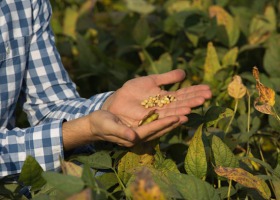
xmin=102 ymin=69 xmax=212 ymax=127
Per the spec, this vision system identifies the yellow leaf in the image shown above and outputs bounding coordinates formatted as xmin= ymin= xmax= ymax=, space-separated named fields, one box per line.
xmin=203 ymin=42 xmax=222 ymax=83
xmin=63 ymin=7 xmax=79 ymax=39
xmin=252 ymin=67 xmax=275 ymax=115
xmin=209 ymin=6 xmax=239 ymax=47
xmin=117 ymin=141 xmax=157 ymax=184
xmin=129 ymin=167 xmax=166 ymax=200
xmin=184 ymin=124 xmax=207 ymax=179
xmin=118 ymin=111 xmax=160 ymax=184
xmin=248 ymin=5 xmax=276 ymax=45
xmin=240 ymin=152 xmax=261 ymax=171
xmin=214 ymin=166 xmax=271 ymax=199
xmin=227 ymin=75 xmax=247 ymax=99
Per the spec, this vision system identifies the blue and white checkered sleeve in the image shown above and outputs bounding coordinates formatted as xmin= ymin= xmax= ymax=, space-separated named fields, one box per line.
xmin=0 ymin=0 xmax=112 ymax=177
xmin=0 ymin=120 xmax=63 ymax=177
xmin=22 ymin=0 xmax=113 ymax=127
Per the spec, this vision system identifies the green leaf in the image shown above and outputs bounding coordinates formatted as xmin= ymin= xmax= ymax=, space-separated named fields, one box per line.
xmin=164 ymin=1 xmax=192 ymax=14
xmin=76 ymin=34 xmax=100 ymax=73
xmin=126 ymin=0 xmax=155 ymax=15
xmin=0 ymin=183 xmax=21 ymax=199
xmin=248 ymin=5 xmax=276 ymax=45
xmin=235 ymin=116 xmax=261 ymax=143
xmin=74 ymin=151 xmax=112 ymax=170
xmin=42 ymin=172 xmax=84 ymax=195
xmin=236 ymin=114 xmax=248 ymax=133
xmin=204 ymin=106 xmax=226 ymax=125
xmin=215 ymin=0 xmax=229 ymax=7
xmin=96 ymin=173 xmax=119 ymax=190
xmin=185 ymin=32 xmax=199 ymax=46
xmin=222 ymin=47 xmax=239 ymax=67
xmin=133 ymin=17 xmax=150 ymax=47
xmin=81 ymin=164 xmax=97 ymax=188
xmin=154 ymin=151 xmax=180 ymax=174
xmin=31 ymin=194 xmax=50 ymax=200
xmin=273 ymin=153 xmax=280 ymax=178
xmin=165 ymin=172 xmax=220 ymax=200
xmin=216 ymin=186 xmax=237 ymax=199
xmin=185 ymin=113 xmax=204 ymax=128
xmin=184 ymin=124 xmax=207 ymax=179
xmin=211 ymin=135 xmax=239 ymax=168
xmin=153 ymin=53 xmax=173 ymax=74
xmin=264 ymin=34 xmax=280 ymax=77
xmin=82 ymin=165 xmax=108 ymax=199
xmin=272 ymin=179 xmax=280 ymax=200
xmin=18 ymin=156 xmax=46 ymax=191
xmin=209 ymin=6 xmax=240 ymax=47
xmin=205 ymin=106 xmax=233 ymax=127
xmin=230 ymin=6 xmax=253 ymax=37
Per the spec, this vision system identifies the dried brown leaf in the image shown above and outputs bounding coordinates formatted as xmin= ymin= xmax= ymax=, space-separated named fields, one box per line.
xmin=253 ymin=67 xmax=275 ymax=107
xmin=214 ymin=166 xmax=271 ymax=199
xmin=61 ymin=160 xmax=83 ymax=177
xmin=130 ymin=167 xmax=166 ymax=200
xmin=254 ymin=100 xmax=274 ymax=115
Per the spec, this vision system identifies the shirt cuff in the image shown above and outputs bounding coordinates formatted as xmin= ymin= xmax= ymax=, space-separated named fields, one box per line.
xmin=24 ymin=119 xmax=64 ymax=172
xmin=88 ymin=91 xmax=114 ymax=112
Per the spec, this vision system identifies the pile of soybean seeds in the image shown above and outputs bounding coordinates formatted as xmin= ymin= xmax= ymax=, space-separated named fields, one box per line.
xmin=141 ymin=94 xmax=177 ymax=108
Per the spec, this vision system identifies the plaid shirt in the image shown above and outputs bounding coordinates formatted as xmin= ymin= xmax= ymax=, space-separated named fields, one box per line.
xmin=0 ymin=0 xmax=112 ymax=177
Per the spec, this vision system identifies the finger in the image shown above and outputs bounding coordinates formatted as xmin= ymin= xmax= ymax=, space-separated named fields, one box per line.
xmin=98 ymin=121 xmax=140 ymax=144
xmin=157 ymin=106 xmax=191 ymax=118
xmin=142 ymin=120 xmax=181 ymax=142
xmin=99 ymin=134 xmax=136 ymax=147
xmin=135 ymin=116 xmax=180 ymax=140
xmin=164 ymin=96 xmax=208 ymax=109
xmin=150 ymin=69 xmax=186 ymax=86
xmin=176 ymin=85 xmax=212 ymax=98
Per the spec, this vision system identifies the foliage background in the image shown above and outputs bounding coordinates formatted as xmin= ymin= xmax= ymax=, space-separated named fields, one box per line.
xmin=9 ymin=0 xmax=280 ymax=199
xmin=49 ymin=0 xmax=280 ymax=97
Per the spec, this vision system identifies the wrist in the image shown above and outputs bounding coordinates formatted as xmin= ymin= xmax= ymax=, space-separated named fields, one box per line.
xmin=62 ymin=115 xmax=93 ymax=151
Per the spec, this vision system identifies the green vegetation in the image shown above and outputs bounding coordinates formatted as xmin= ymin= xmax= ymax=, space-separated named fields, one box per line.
xmin=2 ymin=0 xmax=280 ymax=199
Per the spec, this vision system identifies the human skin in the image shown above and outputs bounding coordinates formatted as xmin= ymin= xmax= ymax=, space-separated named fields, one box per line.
xmin=62 ymin=69 xmax=212 ymax=150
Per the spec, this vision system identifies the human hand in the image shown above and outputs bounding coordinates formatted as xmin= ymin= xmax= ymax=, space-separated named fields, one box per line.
xmin=102 ymin=69 xmax=212 ymax=127
xmin=87 ymin=110 xmax=180 ymax=147
xmin=63 ymin=110 xmax=180 ymax=149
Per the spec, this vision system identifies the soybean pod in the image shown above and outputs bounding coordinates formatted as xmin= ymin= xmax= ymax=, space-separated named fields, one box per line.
xmin=138 ymin=110 xmax=159 ymax=126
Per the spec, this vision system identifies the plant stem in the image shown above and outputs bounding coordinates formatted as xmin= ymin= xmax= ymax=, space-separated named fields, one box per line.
xmin=93 ymin=188 xmax=118 ymax=200
xmin=225 ymin=99 xmax=239 ymax=134
xmin=247 ymin=92 xmax=251 ymax=133
xmin=227 ymin=179 xmax=232 ymax=200
xmin=258 ymin=143 xmax=277 ymax=196
xmin=112 ymin=168 xmax=132 ymax=200
xmin=246 ymin=92 xmax=251 ymax=156
xmin=272 ymin=106 xmax=280 ymax=122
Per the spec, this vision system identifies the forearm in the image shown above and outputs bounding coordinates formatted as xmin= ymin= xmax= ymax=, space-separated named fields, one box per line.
xmin=62 ymin=115 xmax=93 ymax=151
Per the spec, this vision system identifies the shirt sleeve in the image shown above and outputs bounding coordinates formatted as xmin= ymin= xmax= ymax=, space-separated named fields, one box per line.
xmin=0 ymin=0 xmax=112 ymax=178
xmin=0 ymin=120 xmax=63 ymax=177
xmin=22 ymin=0 xmax=112 ymax=126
